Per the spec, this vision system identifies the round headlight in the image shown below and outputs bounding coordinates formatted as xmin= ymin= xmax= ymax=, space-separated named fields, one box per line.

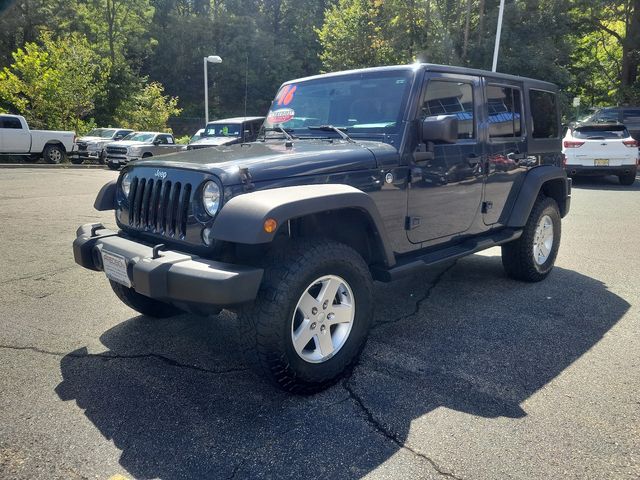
xmin=202 ymin=181 xmax=221 ymax=216
xmin=121 ymin=172 xmax=131 ymax=197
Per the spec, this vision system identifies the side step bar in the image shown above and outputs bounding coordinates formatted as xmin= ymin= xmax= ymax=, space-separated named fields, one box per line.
xmin=372 ymin=228 xmax=522 ymax=282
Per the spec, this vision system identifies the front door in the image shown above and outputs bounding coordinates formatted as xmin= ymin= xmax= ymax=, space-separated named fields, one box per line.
xmin=0 ymin=116 xmax=30 ymax=153
xmin=406 ymin=74 xmax=484 ymax=244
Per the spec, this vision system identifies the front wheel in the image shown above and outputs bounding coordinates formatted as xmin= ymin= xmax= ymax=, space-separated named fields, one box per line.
xmin=107 ymin=160 xmax=120 ymax=171
xmin=98 ymin=150 xmax=107 ymax=165
xmin=502 ymin=196 xmax=561 ymax=282
xmin=43 ymin=144 xmax=65 ymax=164
xmin=238 ymin=240 xmax=374 ymax=394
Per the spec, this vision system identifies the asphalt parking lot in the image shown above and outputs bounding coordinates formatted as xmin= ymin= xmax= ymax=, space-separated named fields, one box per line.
xmin=0 ymin=169 xmax=638 ymax=480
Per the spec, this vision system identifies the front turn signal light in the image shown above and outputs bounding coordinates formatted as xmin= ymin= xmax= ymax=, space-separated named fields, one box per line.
xmin=264 ymin=218 xmax=277 ymax=233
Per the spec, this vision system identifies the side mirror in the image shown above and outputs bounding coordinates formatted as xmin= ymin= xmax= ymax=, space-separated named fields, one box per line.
xmin=153 ymin=139 xmax=161 ymax=145
xmin=114 ymin=135 xmax=124 ymax=140
xmin=421 ymin=115 xmax=458 ymax=144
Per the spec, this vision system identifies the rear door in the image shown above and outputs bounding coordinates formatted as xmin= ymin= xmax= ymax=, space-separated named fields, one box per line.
xmin=482 ymin=82 xmax=528 ymax=225
xmin=406 ymin=73 xmax=484 ymax=244
xmin=0 ymin=116 xmax=31 ymax=153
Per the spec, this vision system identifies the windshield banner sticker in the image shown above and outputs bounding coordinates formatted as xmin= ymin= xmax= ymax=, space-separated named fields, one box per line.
xmin=276 ymin=85 xmax=297 ymax=106
xmin=267 ymin=108 xmax=295 ymax=124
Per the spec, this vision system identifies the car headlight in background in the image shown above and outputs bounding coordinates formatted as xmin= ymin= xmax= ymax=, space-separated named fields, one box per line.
xmin=202 ymin=181 xmax=221 ymax=216
xmin=121 ymin=172 xmax=131 ymax=197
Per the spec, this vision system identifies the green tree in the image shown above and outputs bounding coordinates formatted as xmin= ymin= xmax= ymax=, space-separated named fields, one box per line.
xmin=0 ymin=32 xmax=107 ymax=132
xmin=114 ymin=81 xmax=181 ymax=131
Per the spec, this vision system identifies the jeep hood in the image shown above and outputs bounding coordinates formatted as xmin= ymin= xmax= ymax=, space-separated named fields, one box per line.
xmin=131 ymin=140 xmax=393 ymax=185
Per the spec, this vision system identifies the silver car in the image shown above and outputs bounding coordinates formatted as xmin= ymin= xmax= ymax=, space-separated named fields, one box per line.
xmin=105 ymin=132 xmax=183 ymax=170
xmin=71 ymin=128 xmax=133 ymax=164
xmin=187 ymin=117 xmax=265 ymax=150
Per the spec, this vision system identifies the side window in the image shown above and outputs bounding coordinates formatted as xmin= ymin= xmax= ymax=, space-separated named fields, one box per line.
xmin=623 ymin=109 xmax=640 ymax=122
xmin=0 ymin=116 xmax=22 ymax=129
xmin=530 ymin=89 xmax=559 ymax=138
xmin=421 ymin=80 xmax=475 ymax=140
xmin=487 ymin=85 xmax=523 ymax=139
xmin=595 ymin=110 xmax=619 ymax=122
xmin=165 ymin=135 xmax=174 ymax=144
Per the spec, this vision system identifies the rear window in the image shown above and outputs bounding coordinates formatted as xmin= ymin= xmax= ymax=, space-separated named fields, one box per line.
xmin=573 ymin=125 xmax=629 ymax=139
xmin=529 ymin=89 xmax=559 ymax=138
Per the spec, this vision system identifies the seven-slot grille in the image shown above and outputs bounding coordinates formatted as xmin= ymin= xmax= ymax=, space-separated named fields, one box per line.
xmin=127 ymin=177 xmax=192 ymax=239
xmin=107 ymin=146 xmax=128 ymax=155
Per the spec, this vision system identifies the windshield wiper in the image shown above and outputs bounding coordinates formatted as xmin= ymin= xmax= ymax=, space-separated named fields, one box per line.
xmin=262 ymin=126 xmax=295 ymax=142
xmin=307 ymin=125 xmax=355 ymax=143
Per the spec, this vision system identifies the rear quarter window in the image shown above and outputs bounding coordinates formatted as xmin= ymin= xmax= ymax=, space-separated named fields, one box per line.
xmin=529 ymin=89 xmax=558 ymax=139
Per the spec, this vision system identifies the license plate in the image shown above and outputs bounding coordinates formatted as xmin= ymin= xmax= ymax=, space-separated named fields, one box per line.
xmin=594 ymin=159 xmax=609 ymax=166
xmin=101 ymin=250 xmax=131 ymax=287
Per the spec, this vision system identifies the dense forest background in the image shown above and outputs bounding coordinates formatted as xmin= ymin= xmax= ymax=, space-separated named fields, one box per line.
xmin=0 ymin=0 xmax=639 ymax=134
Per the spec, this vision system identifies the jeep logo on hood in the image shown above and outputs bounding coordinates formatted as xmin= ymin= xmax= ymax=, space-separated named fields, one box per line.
xmin=154 ymin=169 xmax=167 ymax=179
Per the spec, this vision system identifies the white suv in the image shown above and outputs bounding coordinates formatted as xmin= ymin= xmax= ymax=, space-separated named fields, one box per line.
xmin=563 ymin=123 xmax=638 ymax=185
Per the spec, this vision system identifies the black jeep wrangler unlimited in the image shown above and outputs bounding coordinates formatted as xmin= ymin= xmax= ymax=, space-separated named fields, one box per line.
xmin=74 ymin=64 xmax=570 ymax=393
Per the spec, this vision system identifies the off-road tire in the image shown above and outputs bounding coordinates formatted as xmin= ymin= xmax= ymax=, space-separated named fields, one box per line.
xmin=109 ymin=280 xmax=182 ymax=318
xmin=502 ymin=196 xmax=561 ymax=282
xmin=43 ymin=144 xmax=65 ymax=164
xmin=619 ymin=170 xmax=636 ymax=186
xmin=107 ymin=160 xmax=120 ymax=171
xmin=237 ymin=239 xmax=374 ymax=394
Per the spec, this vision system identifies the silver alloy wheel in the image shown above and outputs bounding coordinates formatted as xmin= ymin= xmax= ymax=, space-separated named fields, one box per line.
xmin=291 ymin=274 xmax=355 ymax=364
xmin=49 ymin=147 xmax=62 ymax=163
xmin=533 ymin=214 xmax=554 ymax=265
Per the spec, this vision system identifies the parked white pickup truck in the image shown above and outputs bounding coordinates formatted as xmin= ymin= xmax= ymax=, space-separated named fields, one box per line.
xmin=0 ymin=114 xmax=75 ymax=164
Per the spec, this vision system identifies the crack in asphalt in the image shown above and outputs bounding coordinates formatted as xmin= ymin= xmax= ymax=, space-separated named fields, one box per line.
xmin=340 ymin=260 xmax=463 ymax=479
xmin=0 ymin=266 xmax=76 ymax=285
xmin=342 ymin=375 xmax=463 ymax=480
xmin=0 ymin=344 xmax=248 ymax=375
xmin=374 ymin=260 xmax=458 ymax=330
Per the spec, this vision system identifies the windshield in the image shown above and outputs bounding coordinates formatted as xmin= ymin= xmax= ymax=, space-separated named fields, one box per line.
xmin=125 ymin=133 xmax=155 ymax=142
xmin=86 ymin=128 xmax=116 ymax=138
xmin=264 ymin=70 xmax=414 ymax=138
xmin=573 ymin=125 xmax=629 ymax=139
xmin=203 ymin=123 xmax=241 ymax=137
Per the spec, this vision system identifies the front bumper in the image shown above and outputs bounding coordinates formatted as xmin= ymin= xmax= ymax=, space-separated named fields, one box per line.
xmin=73 ymin=223 xmax=263 ymax=309
xmin=106 ymin=155 xmax=138 ymax=166
xmin=565 ymin=164 xmax=637 ymax=176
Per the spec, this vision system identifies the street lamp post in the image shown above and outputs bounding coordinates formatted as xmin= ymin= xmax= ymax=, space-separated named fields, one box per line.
xmin=204 ymin=55 xmax=222 ymax=124
xmin=491 ymin=0 xmax=505 ymax=72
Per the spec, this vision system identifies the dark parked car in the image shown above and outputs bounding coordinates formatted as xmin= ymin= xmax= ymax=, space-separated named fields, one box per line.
xmin=187 ymin=117 xmax=265 ymax=150
xmin=73 ymin=64 xmax=570 ymax=394
xmin=585 ymin=106 xmax=640 ymax=140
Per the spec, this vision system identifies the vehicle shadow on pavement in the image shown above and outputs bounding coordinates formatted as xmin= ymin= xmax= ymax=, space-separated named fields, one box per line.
xmin=571 ymin=175 xmax=640 ymax=190
xmin=55 ymin=257 xmax=629 ymax=479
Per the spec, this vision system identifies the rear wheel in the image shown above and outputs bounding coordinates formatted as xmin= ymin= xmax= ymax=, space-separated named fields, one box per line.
xmin=109 ymin=280 xmax=182 ymax=318
xmin=502 ymin=196 xmax=561 ymax=282
xmin=43 ymin=144 xmax=65 ymax=164
xmin=619 ymin=170 xmax=637 ymax=185
xmin=237 ymin=239 xmax=373 ymax=394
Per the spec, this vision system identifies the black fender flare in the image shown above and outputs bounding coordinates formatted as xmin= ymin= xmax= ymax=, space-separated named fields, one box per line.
xmin=210 ymin=184 xmax=396 ymax=267
xmin=507 ymin=166 xmax=570 ymax=227
xmin=94 ymin=180 xmax=116 ymax=211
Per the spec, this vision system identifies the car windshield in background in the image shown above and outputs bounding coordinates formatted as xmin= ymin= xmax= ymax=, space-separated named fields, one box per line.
xmin=264 ymin=70 xmax=414 ymax=137
xmin=203 ymin=124 xmax=241 ymax=137
xmin=126 ymin=133 xmax=155 ymax=142
xmin=573 ymin=125 xmax=628 ymax=139
xmin=87 ymin=128 xmax=116 ymax=138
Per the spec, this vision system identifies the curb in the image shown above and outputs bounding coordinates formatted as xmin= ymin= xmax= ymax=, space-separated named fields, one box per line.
xmin=0 ymin=163 xmax=108 ymax=169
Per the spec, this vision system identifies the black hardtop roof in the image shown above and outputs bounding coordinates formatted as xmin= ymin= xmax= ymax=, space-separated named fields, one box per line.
xmin=284 ymin=63 xmax=558 ymax=91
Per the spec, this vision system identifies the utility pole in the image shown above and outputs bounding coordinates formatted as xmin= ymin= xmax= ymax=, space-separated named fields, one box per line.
xmin=491 ymin=0 xmax=505 ymax=72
